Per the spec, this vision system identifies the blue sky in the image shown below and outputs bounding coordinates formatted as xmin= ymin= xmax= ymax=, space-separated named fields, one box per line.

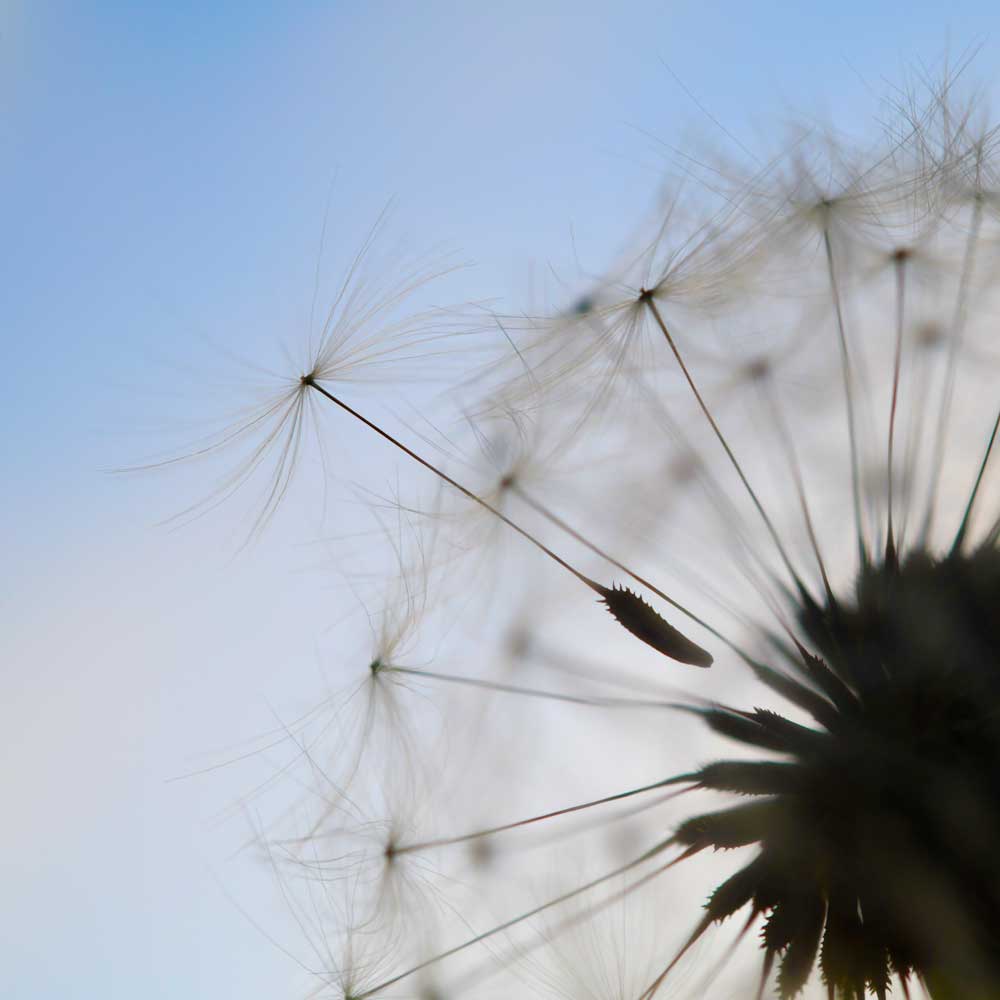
xmin=4 ymin=3 xmax=1000 ymax=998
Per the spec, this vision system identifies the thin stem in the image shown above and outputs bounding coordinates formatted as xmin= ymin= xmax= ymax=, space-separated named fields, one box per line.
xmin=384 ymin=665 xmax=684 ymax=711
xmin=392 ymin=776 xmax=689 ymax=855
xmin=638 ymin=887 xmax=754 ymax=1000
xmin=690 ymin=908 xmax=760 ymax=997
xmin=304 ymin=378 xmax=598 ymax=591
xmin=921 ymin=197 xmax=983 ymax=544
xmin=441 ymin=852 xmax=688 ymax=997
xmin=570 ymin=312 xmax=792 ymax=608
xmin=886 ymin=250 xmax=907 ymax=561
xmin=897 ymin=328 xmax=936 ymax=550
xmin=353 ymin=837 xmax=679 ymax=998
xmin=642 ymin=295 xmax=806 ymax=593
xmin=822 ymin=227 xmax=867 ymax=565
xmin=754 ymin=375 xmax=834 ymax=603
xmin=950 ymin=405 xmax=1000 ymax=556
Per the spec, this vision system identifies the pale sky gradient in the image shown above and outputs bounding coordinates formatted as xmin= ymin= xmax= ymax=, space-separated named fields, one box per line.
xmin=4 ymin=3 xmax=1000 ymax=998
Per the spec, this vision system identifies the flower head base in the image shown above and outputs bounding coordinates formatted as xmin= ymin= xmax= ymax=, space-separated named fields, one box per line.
xmin=678 ymin=545 xmax=1000 ymax=997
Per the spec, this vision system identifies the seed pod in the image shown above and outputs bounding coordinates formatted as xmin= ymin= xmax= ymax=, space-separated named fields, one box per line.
xmin=596 ymin=584 xmax=713 ymax=667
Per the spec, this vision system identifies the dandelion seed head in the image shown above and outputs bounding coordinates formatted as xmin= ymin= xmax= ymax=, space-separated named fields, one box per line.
xmin=671 ymin=545 xmax=1000 ymax=995
xmin=184 ymin=61 xmax=1000 ymax=1000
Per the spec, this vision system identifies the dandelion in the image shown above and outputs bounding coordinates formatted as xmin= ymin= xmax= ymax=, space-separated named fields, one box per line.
xmin=173 ymin=66 xmax=1000 ymax=1000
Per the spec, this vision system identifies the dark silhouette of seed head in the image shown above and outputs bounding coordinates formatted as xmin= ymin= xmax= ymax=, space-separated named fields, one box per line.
xmin=678 ymin=547 xmax=1000 ymax=997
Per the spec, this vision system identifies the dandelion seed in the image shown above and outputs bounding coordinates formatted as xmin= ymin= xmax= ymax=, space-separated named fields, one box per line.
xmin=131 ymin=210 xmax=476 ymax=540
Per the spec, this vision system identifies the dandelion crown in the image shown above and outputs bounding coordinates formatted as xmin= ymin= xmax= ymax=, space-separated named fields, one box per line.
xmin=174 ymin=69 xmax=1000 ymax=999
